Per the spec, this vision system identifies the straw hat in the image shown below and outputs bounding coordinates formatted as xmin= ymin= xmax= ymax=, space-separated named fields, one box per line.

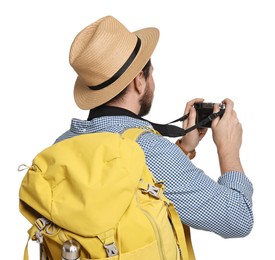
xmin=69 ymin=15 xmax=159 ymax=110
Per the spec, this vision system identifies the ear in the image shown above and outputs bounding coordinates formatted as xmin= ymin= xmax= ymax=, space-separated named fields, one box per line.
xmin=133 ymin=71 xmax=146 ymax=95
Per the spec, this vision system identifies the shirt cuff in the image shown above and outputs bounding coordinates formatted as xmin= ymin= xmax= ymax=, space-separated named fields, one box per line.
xmin=218 ymin=171 xmax=254 ymax=203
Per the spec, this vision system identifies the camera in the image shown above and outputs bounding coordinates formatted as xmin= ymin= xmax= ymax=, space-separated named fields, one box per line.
xmin=194 ymin=102 xmax=225 ymax=128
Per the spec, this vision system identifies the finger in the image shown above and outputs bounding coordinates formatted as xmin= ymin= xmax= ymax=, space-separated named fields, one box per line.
xmin=184 ymin=98 xmax=205 ymax=115
xmin=213 ymin=103 xmax=220 ymax=113
xmin=198 ymin=128 xmax=208 ymax=140
xmin=212 ymin=103 xmax=221 ymax=127
xmin=221 ymin=98 xmax=234 ymax=118
xmin=187 ymin=107 xmax=196 ymax=126
xmin=199 ymin=128 xmax=208 ymax=135
xmin=183 ymin=107 xmax=196 ymax=129
xmin=222 ymin=98 xmax=233 ymax=111
xmin=222 ymin=98 xmax=233 ymax=107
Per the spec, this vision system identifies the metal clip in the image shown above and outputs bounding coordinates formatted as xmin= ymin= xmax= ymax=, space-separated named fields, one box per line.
xmin=104 ymin=242 xmax=119 ymax=257
xmin=46 ymin=222 xmax=56 ymax=235
xmin=35 ymin=231 xmax=43 ymax=244
xmin=35 ymin=217 xmax=50 ymax=231
xmin=144 ymin=184 xmax=160 ymax=199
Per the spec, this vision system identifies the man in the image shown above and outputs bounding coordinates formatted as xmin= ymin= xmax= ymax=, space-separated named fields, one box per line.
xmin=56 ymin=15 xmax=253 ymax=240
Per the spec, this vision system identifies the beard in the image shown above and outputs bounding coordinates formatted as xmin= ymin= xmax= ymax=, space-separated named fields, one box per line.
xmin=138 ymin=84 xmax=154 ymax=117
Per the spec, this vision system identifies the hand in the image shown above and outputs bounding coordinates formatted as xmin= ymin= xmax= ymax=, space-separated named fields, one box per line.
xmin=180 ymin=98 xmax=208 ymax=152
xmin=211 ymin=98 xmax=244 ymax=173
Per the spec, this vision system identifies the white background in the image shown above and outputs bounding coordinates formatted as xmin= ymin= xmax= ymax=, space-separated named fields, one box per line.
xmin=1 ymin=0 xmax=274 ymax=259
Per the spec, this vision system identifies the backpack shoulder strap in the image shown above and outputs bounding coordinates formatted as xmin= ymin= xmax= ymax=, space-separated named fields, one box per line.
xmin=121 ymin=127 xmax=160 ymax=140
xmin=121 ymin=127 xmax=195 ymax=260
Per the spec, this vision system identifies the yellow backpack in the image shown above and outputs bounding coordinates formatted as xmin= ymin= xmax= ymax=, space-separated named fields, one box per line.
xmin=19 ymin=128 xmax=195 ymax=260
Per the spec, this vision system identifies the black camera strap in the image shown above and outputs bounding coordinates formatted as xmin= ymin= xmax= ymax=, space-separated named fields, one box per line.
xmin=152 ymin=111 xmax=223 ymax=137
xmin=88 ymin=106 xmax=224 ymax=138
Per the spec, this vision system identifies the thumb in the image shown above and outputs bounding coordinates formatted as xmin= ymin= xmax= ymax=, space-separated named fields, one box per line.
xmin=211 ymin=103 xmax=220 ymax=128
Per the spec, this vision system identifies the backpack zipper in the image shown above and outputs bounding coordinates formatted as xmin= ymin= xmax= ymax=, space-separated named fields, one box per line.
xmin=140 ymin=208 xmax=166 ymax=260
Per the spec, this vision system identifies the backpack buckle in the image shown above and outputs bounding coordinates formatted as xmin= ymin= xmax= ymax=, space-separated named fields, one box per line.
xmin=143 ymin=184 xmax=160 ymax=199
xmin=35 ymin=217 xmax=50 ymax=231
xmin=104 ymin=242 xmax=118 ymax=257
xmin=35 ymin=231 xmax=43 ymax=244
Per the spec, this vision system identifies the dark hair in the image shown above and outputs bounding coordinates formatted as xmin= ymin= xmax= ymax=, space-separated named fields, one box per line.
xmin=106 ymin=59 xmax=152 ymax=103
xmin=142 ymin=59 xmax=152 ymax=80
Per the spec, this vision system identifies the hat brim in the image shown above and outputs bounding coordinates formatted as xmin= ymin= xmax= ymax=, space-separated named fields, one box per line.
xmin=73 ymin=27 xmax=159 ymax=110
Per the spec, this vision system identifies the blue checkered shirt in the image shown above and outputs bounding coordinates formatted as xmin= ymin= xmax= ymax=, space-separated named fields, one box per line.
xmin=55 ymin=115 xmax=254 ymax=238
